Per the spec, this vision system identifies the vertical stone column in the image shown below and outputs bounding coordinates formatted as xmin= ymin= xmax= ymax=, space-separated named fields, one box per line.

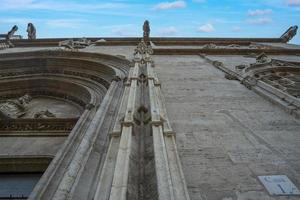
xmin=94 ymin=46 xmax=143 ymax=200
xmin=145 ymin=43 xmax=190 ymax=200
xmin=94 ymin=40 xmax=190 ymax=200
xmin=108 ymin=59 xmax=140 ymax=200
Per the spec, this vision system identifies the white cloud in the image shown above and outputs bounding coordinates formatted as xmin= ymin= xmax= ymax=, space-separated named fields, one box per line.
xmin=154 ymin=1 xmax=186 ymax=10
xmin=0 ymin=0 xmax=128 ymax=11
xmin=158 ymin=26 xmax=178 ymax=36
xmin=247 ymin=17 xmax=272 ymax=25
xmin=193 ymin=0 xmax=206 ymax=3
xmin=197 ymin=23 xmax=215 ymax=33
xmin=248 ymin=9 xmax=272 ymax=16
xmin=232 ymin=26 xmax=241 ymax=32
xmin=285 ymin=0 xmax=300 ymax=6
xmin=110 ymin=24 xmax=135 ymax=36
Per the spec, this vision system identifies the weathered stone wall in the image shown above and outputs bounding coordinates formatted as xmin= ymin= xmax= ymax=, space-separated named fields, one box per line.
xmin=153 ymin=55 xmax=300 ymax=200
xmin=1 ymin=42 xmax=300 ymax=200
xmin=0 ymin=137 xmax=65 ymax=156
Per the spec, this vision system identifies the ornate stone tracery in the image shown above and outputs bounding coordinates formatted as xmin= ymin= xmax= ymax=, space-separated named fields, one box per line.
xmin=234 ymin=53 xmax=300 ymax=99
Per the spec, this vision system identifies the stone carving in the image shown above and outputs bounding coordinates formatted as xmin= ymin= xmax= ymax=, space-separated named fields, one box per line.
xmin=241 ymin=76 xmax=257 ymax=89
xmin=227 ymin=44 xmax=240 ymax=48
xmin=225 ymin=73 xmax=238 ymax=80
xmin=0 ymin=94 xmax=32 ymax=119
xmin=249 ymin=44 xmax=268 ymax=49
xmin=235 ymin=64 xmax=247 ymax=71
xmin=0 ymin=25 xmax=18 ymax=49
xmin=270 ymin=59 xmax=289 ymax=67
xmin=59 ymin=38 xmax=92 ymax=49
xmin=0 ymin=42 xmax=10 ymax=50
xmin=134 ymin=40 xmax=153 ymax=59
xmin=0 ymin=118 xmax=77 ymax=134
xmin=280 ymin=25 xmax=298 ymax=43
xmin=243 ymin=57 xmax=300 ymax=99
xmin=212 ymin=60 xmax=224 ymax=67
xmin=203 ymin=43 xmax=217 ymax=49
xmin=6 ymin=25 xmax=18 ymax=40
xmin=34 ymin=110 xmax=56 ymax=119
xmin=27 ymin=23 xmax=36 ymax=39
xmin=143 ymin=20 xmax=150 ymax=41
xmin=255 ymin=53 xmax=271 ymax=64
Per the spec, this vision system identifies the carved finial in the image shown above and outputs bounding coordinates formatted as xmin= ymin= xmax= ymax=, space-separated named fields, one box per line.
xmin=280 ymin=25 xmax=298 ymax=43
xmin=6 ymin=25 xmax=18 ymax=40
xmin=143 ymin=20 xmax=150 ymax=42
xmin=27 ymin=23 xmax=36 ymax=39
xmin=134 ymin=40 xmax=153 ymax=61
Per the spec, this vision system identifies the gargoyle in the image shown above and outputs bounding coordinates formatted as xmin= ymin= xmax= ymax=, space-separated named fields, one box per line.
xmin=280 ymin=25 xmax=298 ymax=43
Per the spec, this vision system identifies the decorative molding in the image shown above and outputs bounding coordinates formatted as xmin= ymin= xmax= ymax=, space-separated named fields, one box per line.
xmin=201 ymin=54 xmax=300 ymax=119
xmin=0 ymin=69 xmax=110 ymax=89
xmin=0 ymin=118 xmax=78 ymax=136
xmin=0 ymin=90 xmax=87 ymax=108
xmin=0 ymin=156 xmax=53 ymax=173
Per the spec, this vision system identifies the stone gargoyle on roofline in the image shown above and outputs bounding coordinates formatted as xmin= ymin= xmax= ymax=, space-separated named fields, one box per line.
xmin=280 ymin=25 xmax=298 ymax=43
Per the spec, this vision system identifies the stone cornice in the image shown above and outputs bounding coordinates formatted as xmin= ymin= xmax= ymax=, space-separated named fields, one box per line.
xmin=5 ymin=37 xmax=285 ymax=47
xmin=153 ymin=48 xmax=300 ymax=55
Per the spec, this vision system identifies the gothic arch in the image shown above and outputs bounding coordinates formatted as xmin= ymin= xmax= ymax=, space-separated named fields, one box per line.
xmin=0 ymin=50 xmax=131 ymax=199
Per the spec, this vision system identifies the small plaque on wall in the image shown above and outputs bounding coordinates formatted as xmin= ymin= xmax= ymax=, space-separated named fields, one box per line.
xmin=258 ymin=175 xmax=300 ymax=196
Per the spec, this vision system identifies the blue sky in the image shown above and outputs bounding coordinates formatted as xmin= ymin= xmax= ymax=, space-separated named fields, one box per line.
xmin=0 ymin=0 xmax=299 ymax=43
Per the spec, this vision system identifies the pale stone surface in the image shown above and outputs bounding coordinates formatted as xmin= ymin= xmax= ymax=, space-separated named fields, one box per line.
xmin=1 ymin=40 xmax=300 ymax=200
xmin=153 ymin=55 xmax=300 ymax=200
xmin=0 ymin=137 xmax=65 ymax=156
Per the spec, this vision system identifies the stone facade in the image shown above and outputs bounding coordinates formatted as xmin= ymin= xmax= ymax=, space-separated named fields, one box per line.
xmin=0 ymin=26 xmax=300 ymax=200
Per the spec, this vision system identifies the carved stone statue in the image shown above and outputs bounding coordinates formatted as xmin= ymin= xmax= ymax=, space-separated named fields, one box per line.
xmin=27 ymin=23 xmax=36 ymax=39
xmin=0 ymin=94 xmax=32 ymax=119
xmin=280 ymin=25 xmax=298 ymax=43
xmin=143 ymin=20 xmax=150 ymax=41
xmin=59 ymin=38 xmax=92 ymax=50
xmin=34 ymin=110 xmax=56 ymax=119
xmin=6 ymin=25 xmax=18 ymax=40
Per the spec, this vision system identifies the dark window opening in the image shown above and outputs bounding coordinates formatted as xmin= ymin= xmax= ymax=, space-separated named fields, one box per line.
xmin=0 ymin=173 xmax=42 ymax=199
